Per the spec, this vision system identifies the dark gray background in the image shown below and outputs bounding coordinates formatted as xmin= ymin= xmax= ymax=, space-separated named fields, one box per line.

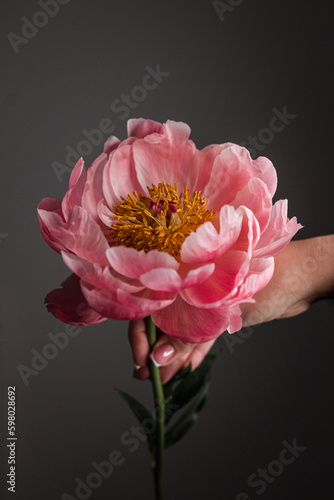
xmin=1 ymin=0 xmax=333 ymax=499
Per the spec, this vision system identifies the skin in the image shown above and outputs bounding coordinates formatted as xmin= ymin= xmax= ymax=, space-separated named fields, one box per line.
xmin=128 ymin=236 xmax=334 ymax=384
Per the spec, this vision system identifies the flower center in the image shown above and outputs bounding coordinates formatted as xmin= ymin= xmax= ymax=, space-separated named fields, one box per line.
xmin=110 ymin=182 xmax=217 ymax=257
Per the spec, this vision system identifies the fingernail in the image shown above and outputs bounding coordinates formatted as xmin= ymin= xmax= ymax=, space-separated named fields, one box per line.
xmin=150 ymin=343 xmax=175 ymax=367
xmin=134 ymin=364 xmax=142 ymax=370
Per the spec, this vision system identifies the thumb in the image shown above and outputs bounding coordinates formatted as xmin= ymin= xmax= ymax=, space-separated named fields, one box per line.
xmin=150 ymin=334 xmax=194 ymax=368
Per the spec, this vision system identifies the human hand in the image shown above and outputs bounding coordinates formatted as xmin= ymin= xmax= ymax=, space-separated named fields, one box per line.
xmin=129 ymin=236 xmax=334 ymax=383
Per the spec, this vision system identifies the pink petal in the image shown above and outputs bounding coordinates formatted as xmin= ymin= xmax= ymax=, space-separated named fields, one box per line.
xmin=139 ymin=263 xmax=215 ymax=292
xmin=82 ymin=153 xmax=108 ymax=222
xmin=104 ymin=135 xmax=121 ymax=155
xmin=101 ymin=157 xmax=118 ymax=210
xmin=38 ymin=199 xmax=67 ymax=254
xmin=61 ymin=252 xmax=144 ymax=294
xmin=116 ymin=287 xmax=176 ymax=312
xmin=38 ymin=197 xmax=63 ymax=213
xmin=180 ymin=250 xmax=250 ymax=307
xmin=80 ymin=281 xmax=176 ymax=320
xmin=80 ymin=281 xmax=145 ymax=320
xmin=180 ymin=222 xmax=220 ymax=264
xmin=45 ymin=274 xmax=108 ymax=326
xmin=40 ymin=205 xmax=110 ymax=266
xmin=132 ymin=125 xmax=199 ymax=194
xmin=163 ymin=120 xmax=191 ymax=143
xmin=195 ymin=143 xmax=235 ymax=193
xmin=152 ymin=295 xmax=230 ymax=342
xmin=102 ymin=145 xmax=144 ymax=207
xmin=97 ymin=199 xmax=115 ymax=227
xmin=226 ymin=257 xmax=275 ymax=304
xmin=227 ymin=305 xmax=243 ymax=333
xmin=127 ymin=118 xmax=164 ymax=138
xmin=231 ymin=206 xmax=261 ymax=255
xmin=202 ymin=145 xmax=277 ymax=212
xmin=254 ymin=200 xmax=303 ymax=257
xmin=181 ymin=205 xmax=243 ymax=264
xmin=254 ymin=155 xmax=277 ymax=197
xmin=231 ymin=177 xmax=272 ymax=232
xmin=106 ymin=246 xmax=179 ymax=279
xmin=61 ymin=158 xmax=87 ymax=221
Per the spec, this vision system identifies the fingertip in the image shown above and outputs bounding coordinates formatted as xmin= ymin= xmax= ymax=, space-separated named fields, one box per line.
xmin=133 ymin=365 xmax=150 ymax=380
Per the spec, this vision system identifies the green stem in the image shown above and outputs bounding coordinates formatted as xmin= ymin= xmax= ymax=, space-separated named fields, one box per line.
xmin=146 ymin=316 xmax=165 ymax=500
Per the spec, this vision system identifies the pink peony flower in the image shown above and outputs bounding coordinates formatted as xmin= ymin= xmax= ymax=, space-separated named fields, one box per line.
xmin=38 ymin=119 xmax=301 ymax=342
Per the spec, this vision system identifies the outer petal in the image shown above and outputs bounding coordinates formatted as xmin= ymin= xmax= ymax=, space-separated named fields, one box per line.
xmin=196 ymin=143 xmax=236 ymax=192
xmin=39 ymin=205 xmax=110 ymax=266
xmin=202 ymin=145 xmax=277 ymax=211
xmin=163 ymin=120 xmax=191 ymax=143
xmin=37 ymin=198 xmax=67 ymax=254
xmin=82 ymin=153 xmax=108 ymax=222
xmin=152 ymin=295 xmax=230 ymax=342
xmin=80 ymin=281 xmax=146 ymax=320
xmin=61 ymin=158 xmax=86 ymax=221
xmin=139 ymin=263 xmax=215 ymax=292
xmin=45 ymin=274 xmax=108 ymax=326
xmin=81 ymin=281 xmax=176 ymax=320
xmin=127 ymin=118 xmax=164 ymax=138
xmin=104 ymin=135 xmax=121 ymax=155
xmin=181 ymin=205 xmax=243 ymax=264
xmin=227 ymin=304 xmax=243 ymax=333
xmin=254 ymin=200 xmax=303 ymax=257
xmin=61 ymin=252 xmax=144 ymax=294
xmin=106 ymin=247 xmax=179 ymax=279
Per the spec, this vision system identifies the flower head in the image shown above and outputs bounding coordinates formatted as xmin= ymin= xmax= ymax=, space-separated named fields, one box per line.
xmin=38 ymin=118 xmax=302 ymax=342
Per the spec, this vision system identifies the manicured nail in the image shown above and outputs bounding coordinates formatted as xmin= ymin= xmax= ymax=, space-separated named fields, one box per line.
xmin=134 ymin=364 xmax=142 ymax=370
xmin=150 ymin=343 xmax=175 ymax=367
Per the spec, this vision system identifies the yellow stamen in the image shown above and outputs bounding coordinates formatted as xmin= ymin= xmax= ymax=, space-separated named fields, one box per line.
xmin=110 ymin=182 xmax=217 ymax=257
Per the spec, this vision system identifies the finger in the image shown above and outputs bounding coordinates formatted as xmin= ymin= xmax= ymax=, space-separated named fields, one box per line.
xmin=133 ymin=365 xmax=150 ymax=380
xmin=149 ymin=333 xmax=195 ymax=368
xmin=159 ymin=356 xmax=194 ymax=384
xmin=128 ymin=319 xmax=150 ymax=368
xmin=181 ymin=339 xmax=216 ymax=371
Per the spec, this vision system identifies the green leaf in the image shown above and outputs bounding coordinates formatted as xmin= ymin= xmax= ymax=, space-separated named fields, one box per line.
xmin=164 ymin=382 xmax=210 ymax=448
xmin=163 ymin=363 xmax=192 ymax=401
xmin=165 ymin=349 xmax=221 ymax=424
xmin=115 ymin=388 xmax=155 ymax=454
